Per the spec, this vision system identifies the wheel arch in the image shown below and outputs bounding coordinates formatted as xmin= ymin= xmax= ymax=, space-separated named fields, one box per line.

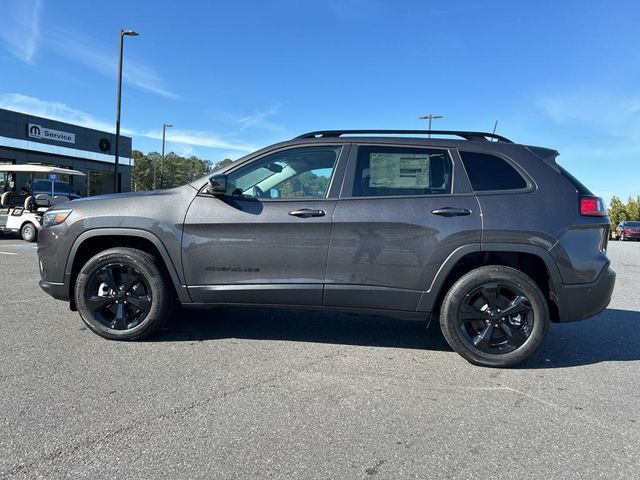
xmin=66 ymin=229 xmax=190 ymax=308
xmin=418 ymin=243 xmax=561 ymax=321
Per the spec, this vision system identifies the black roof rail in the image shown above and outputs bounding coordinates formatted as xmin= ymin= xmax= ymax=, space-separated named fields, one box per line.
xmin=295 ymin=129 xmax=514 ymax=143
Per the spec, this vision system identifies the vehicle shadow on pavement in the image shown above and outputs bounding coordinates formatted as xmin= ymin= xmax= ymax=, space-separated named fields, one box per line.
xmin=152 ymin=306 xmax=452 ymax=351
xmin=152 ymin=307 xmax=640 ymax=367
xmin=521 ymin=308 xmax=640 ymax=369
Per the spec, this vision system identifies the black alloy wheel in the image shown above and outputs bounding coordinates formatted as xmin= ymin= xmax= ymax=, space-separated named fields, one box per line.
xmin=85 ymin=263 xmax=152 ymax=331
xmin=458 ymin=282 xmax=533 ymax=355
xmin=75 ymin=247 xmax=172 ymax=340
xmin=440 ymin=265 xmax=549 ymax=368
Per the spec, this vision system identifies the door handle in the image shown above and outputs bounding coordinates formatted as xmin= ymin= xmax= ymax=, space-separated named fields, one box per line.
xmin=431 ymin=207 xmax=472 ymax=217
xmin=288 ymin=209 xmax=326 ymax=218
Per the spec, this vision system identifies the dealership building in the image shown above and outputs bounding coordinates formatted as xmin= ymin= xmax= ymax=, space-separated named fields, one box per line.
xmin=0 ymin=108 xmax=132 ymax=196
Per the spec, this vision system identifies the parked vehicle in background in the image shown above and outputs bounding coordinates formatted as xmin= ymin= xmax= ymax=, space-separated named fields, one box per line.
xmin=612 ymin=220 xmax=640 ymax=241
xmin=37 ymin=129 xmax=615 ymax=367
xmin=0 ymin=165 xmax=85 ymax=241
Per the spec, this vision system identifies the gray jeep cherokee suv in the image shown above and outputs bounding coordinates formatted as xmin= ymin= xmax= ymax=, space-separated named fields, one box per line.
xmin=38 ymin=129 xmax=615 ymax=367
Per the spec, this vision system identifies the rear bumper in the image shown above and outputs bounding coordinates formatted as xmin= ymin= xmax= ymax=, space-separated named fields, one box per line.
xmin=553 ymin=266 xmax=616 ymax=322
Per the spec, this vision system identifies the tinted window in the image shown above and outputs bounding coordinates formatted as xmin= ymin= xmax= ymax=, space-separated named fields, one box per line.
xmin=460 ymin=151 xmax=527 ymax=191
xmin=352 ymin=146 xmax=452 ymax=197
xmin=226 ymin=146 xmax=340 ymax=199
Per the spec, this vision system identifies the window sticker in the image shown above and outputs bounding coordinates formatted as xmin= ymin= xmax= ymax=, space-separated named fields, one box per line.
xmin=369 ymin=153 xmax=430 ymax=188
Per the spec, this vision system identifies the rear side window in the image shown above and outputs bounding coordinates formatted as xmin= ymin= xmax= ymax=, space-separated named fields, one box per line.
xmin=460 ymin=151 xmax=527 ymax=191
xmin=352 ymin=146 xmax=452 ymax=197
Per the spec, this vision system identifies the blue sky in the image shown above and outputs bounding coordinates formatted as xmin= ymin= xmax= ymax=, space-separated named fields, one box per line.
xmin=0 ymin=0 xmax=638 ymax=202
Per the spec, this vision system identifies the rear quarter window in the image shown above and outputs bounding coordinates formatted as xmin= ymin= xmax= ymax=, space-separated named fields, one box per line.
xmin=460 ymin=151 xmax=527 ymax=191
xmin=558 ymin=165 xmax=593 ymax=195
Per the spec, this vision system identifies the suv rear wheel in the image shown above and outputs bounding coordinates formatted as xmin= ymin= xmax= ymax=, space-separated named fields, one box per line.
xmin=74 ymin=247 xmax=171 ymax=340
xmin=440 ymin=265 xmax=549 ymax=368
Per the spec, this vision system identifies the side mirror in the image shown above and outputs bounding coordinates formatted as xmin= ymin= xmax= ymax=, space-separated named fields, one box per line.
xmin=207 ymin=174 xmax=227 ymax=195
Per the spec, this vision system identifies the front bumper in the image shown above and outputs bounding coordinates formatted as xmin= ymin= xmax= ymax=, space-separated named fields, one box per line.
xmin=620 ymin=232 xmax=640 ymax=239
xmin=553 ymin=266 xmax=616 ymax=322
xmin=39 ymin=279 xmax=70 ymax=301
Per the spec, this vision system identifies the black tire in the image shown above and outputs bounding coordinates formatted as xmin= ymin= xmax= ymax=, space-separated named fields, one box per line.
xmin=21 ymin=222 xmax=37 ymax=242
xmin=74 ymin=247 xmax=172 ymax=340
xmin=440 ymin=265 xmax=549 ymax=368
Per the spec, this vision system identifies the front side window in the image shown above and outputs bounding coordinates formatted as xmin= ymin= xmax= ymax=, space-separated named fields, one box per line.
xmin=226 ymin=146 xmax=340 ymax=200
xmin=351 ymin=146 xmax=452 ymax=197
xmin=460 ymin=151 xmax=527 ymax=191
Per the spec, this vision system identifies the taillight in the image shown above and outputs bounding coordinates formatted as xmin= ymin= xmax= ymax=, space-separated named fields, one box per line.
xmin=579 ymin=195 xmax=606 ymax=216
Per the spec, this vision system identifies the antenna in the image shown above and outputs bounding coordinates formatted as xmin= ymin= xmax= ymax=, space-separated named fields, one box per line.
xmin=491 ymin=120 xmax=498 ymax=142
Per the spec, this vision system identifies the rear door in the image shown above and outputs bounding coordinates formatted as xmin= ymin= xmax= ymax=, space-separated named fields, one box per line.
xmin=183 ymin=144 xmax=348 ymax=306
xmin=324 ymin=144 xmax=481 ymax=311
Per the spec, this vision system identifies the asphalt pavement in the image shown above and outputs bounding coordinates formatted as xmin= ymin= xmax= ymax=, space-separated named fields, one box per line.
xmin=1 ymin=234 xmax=639 ymax=479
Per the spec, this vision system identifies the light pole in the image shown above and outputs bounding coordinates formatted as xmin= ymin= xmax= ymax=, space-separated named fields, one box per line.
xmin=160 ymin=123 xmax=172 ymax=189
xmin=113 ymin=28 xmax=139 ymax=194
xmin=418 ymin=114 xmax=443 ymax=138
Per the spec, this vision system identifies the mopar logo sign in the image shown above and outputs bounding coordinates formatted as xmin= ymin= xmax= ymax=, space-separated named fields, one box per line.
xmin=27 ymin=123 xmax=75 ymax=144
xmin=28 ymin=124 xmax=41 ymax=137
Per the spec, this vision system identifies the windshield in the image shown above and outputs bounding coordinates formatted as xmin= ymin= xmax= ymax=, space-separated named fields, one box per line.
xmin=32 ymin=179 xmax=71 ymax=195
xmin=624 ymin=221 xmax=640 ymax=227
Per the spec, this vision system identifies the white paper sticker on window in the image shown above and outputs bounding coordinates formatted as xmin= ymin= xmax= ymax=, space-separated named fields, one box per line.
xmin=369 ymin=153 xmax=430 ymax=188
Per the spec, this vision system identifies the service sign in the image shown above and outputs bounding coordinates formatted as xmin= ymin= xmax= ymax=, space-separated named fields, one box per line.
xmin=27 ymin=123 xmax=76 ymax=144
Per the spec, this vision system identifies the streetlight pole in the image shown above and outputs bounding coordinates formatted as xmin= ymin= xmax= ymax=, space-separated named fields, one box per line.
xmin=160 ymin=123 xmax=172 ymax=189
xmin=418 ymin=114 xmax=443 ymax=138
xmin=113 ymin=28 xmax=139 ymax=194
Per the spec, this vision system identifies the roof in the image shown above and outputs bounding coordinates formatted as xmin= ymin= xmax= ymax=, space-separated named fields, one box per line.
xmin=295 ymin=130 xmax=514 ymax=143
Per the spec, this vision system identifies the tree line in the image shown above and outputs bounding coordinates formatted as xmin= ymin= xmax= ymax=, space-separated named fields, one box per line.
xmin=608 ymin=196 xmax=640 ymax=226
xmin=131 ymin=150 xmax=232 ymax=191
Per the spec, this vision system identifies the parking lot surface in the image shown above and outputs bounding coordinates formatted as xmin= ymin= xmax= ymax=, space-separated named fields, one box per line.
xmin=1 ymin=235 xmax=639 ymax=479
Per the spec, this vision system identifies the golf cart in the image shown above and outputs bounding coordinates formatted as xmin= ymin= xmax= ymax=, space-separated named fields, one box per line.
xmin=0 ymin=165 xmax=85 ymax=242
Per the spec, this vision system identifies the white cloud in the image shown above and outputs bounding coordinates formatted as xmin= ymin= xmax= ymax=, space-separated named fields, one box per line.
xmin=142 ymin=129 xmax=255 ymax=152
xmin=0 ymin=93 xmax=118 ymax=132
xmin=0 ymin=0 xmax=41 ymax=63
xmin=0 ymin=93 xmax=254 ymax=152
xmin=46 ymin=27 xmax=178 ymax=100
xmin=238 ymin=103 xmax=286 ymax=133
xmin=538 ymin=90 xmax=640 ymax=140
xmin=167 ymin=143 xmax=195 ymax=157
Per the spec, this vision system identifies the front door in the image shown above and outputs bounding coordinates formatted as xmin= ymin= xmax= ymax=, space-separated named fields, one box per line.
xmin=183 ymin=144 xmax=347 ymax=305
xmin=324 ymin=144 xmax=482 ymax=311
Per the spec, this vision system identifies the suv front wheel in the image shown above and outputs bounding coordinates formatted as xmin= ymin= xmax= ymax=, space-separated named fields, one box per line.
xmin=440 ymin=265 xmax=549 ymax=368
xmin=74 ymin=247 xmax=172 ymax=340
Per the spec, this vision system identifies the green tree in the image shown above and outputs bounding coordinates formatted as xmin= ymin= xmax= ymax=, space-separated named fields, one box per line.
xmin=132 ymin=150 xmax=215 ymax=190
xmin=626 ymin=196 xmax=640 ymax=221
xmin=607 ymin=195 xmax=627 ymax=226
xmin=213 ymin=158 xmax=233 ymax=170
xmin=131 ymin=150 xmax=155 ymax=191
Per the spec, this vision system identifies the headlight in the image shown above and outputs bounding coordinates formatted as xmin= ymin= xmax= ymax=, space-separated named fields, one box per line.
xmin=43 ymin=209 xmax=72 ymax=226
